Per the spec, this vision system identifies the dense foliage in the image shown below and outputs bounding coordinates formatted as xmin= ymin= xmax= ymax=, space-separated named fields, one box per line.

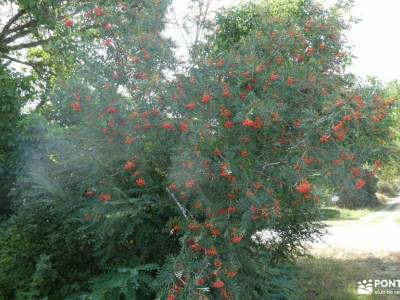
xmin=0 ymin=0 xmax=397 ymax=299
xmin=0 ymin=0 xmax=92 ymax=216
xmin=377 ymin=80 xmax=400 ymax=195
xmin=0 ymin=61 xmax=35 ymax=216
xmin=211 ymin=0 xmax=395 ymax=208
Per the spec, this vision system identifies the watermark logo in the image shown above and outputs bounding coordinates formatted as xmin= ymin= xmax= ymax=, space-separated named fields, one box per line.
xmin=357 ymin=279 xmax=373 ymax=295
xmin=357 ymin=279 xmax=400 ymax=295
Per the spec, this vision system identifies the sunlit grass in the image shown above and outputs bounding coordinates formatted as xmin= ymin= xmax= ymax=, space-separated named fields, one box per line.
xmin=320 ymin=207 xmax=374 ymax=221
xmin=296 ymin=254 xmax=400 ymax=300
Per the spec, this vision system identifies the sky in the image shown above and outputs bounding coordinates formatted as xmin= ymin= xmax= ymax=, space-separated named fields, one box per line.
xmin=1 ymin=0 xmax=399 ymax=83
xmin=167 ymin=0 xmax=400 ymax=83
xmin=344 ymin=0 xmax=400 ymax=82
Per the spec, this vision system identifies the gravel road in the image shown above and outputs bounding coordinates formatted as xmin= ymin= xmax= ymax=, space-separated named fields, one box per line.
xmin=313 ymin=197 xmax=400 ymax=253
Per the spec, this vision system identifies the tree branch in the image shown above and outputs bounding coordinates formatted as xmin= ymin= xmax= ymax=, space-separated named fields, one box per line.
xmin=170 ymin=5 xmax=191 ymax=55
xmin=5 ymin=37 xmax=53 ymax=51
xmin=34 ymin=76 xmax=51 ymax=112
xmin=3 ymin=54 xmax=37 ymax=68
xmin=3 ymin=28 xmax=34 ymax=44
xmin=3 ymin=54 xmax=46 ymax=81
xmin=0 ymin=10 xmax=26 ymax=39
xmin=166 ymin=187 xmax=191 ymax=220
xmin=7 ymin=19 xmax=37 ymax=35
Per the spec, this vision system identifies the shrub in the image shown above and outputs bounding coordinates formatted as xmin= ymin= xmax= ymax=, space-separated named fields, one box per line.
xmin=0 ymin=0 xmax=396 ymax=299
xmin=377 ymin=180 xmax=398 ymax=197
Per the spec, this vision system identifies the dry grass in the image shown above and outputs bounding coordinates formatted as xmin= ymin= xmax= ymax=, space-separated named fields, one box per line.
xmin=320 ymin=207 xmax=375 ymax=222
xmin=376 ymin=192 xmax=391 ymax=204
xmin=296 ymin=250 xmax=400 ymax=299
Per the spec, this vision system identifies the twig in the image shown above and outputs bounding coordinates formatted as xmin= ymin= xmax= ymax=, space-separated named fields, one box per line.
xmin=5 ymin=37 xmax=53 ymax=51
xmin=6 ymin=19 xmax=37 ymax=35
xmin=3 ymin=54 xmax=35 ymax=67
xmin=3 ymin=28 xmax=34 ymax=44
xmin=3 ymin=54 xmax=43 ymax=76
xmin=170 ymin=5 xmax=191 ymax=55
xmin=166 ymin=187 xmax=189 ymax=220
xmin=0 ymin=9 xmax=26 ymax=39
xmin=262 ymin=161 xmax=281 ymax=170
xmin=196 ymin=0 xmax=210 ymax=46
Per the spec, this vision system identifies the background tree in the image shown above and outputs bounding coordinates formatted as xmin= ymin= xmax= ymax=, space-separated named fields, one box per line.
xmin=0 ymin=1 xmax=397 ymax=300
xmin=1 ymin=1 xmax=181 ymax=299
xmin=376 ymin=79 xmax=400 ymax=196
xmin=0 ymin=62 xmax=32 ymax=216
xmin=210 ymin=0 xmax=395 ymax=208
xmin=0 ymin=0 xmax=95 ymax=216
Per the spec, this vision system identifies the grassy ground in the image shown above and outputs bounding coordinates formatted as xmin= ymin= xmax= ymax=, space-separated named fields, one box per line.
xmin=320 ymin=194 xmax=389 ymax=221
xmin=296 ymin=252 xmax=400 ymax=299
xmin=298 ymin=193 xmax=399 ymax=299
xmin=319 ymin=207 xmax=375 ymax=221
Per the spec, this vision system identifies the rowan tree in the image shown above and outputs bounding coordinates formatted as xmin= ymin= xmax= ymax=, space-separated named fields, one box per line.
xmin=0 ymin=1 xmax=396 ymax=300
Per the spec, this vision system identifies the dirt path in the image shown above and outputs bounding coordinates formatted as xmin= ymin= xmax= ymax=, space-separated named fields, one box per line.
xmin=312 ymin=196 xmax=400 ymax=255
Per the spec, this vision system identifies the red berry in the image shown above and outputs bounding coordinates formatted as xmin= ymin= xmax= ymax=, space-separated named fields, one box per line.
xmin=255 ymin=64 xmax=266 ymax=73
xmin=352 ymin=167 xmax=361 ymax=177
xmin=191 ymin=243 xmax=201 ymax=252
xmin=202 ymin=94 xmax=212 ymax=104
xmin=103 ymin=39 xmax=113 ymax=47
xmin=214 ymin=148 xmax=223 ymax=157
xmin=296 ymin=182 xmax=312 ymax=194
xmin=180 ymin=122 xmax=189 ymax=132
xmin=306 ymin=47 xmax=315 ymax=57
xmin=124 ymin=161 xmax=136 ymax=171
xmin=185 ymin=102 xmax=196 ymax=111
xmin=227 ymin=206 xmax=237 ymax=214
xmin=106 ymin=106 xmax=119 ymax=114
xmin=343 ymin=114 xmax=352 ymax=122
xmin=320 ymin=134 xmax=331 ymax=144
xmin=231 ymin=236 xmax=242 ymax=244
xmin=94 ymin=7 xmax=105 ymax=16
xmin=303 ymin=157 xmax=313 ymax=165
xmin=215 ymin=58 xmax=225 ymax=67
xmin=212 ymin=280 xmax=225 ymax=289
xmin=125 ymin=136 xmax=135 ymax=145
xmin=196 ymin=278 xmax=206 ymax=286
xmin=287 ymin=76 xmax=296 ymax=85
xmin=64 ymin=19 xmax=73 ymax=28
xmin=296 ymin=55 xmax=304 ymax=62
xmin=70 ymin=102 xmax=81 ymax=111
xmin=168 ymin=183 xmax=178 ymax=191
xmin=136 ymin=178 xmax=145 ymax=188
xmin=242 ymin=119 xmax=255 ymax=127
xmin=214 ymin=260 xmax=223 ymax=268
xmin=85 ymin=190 xmax=96 ymax=198
xmin=270 ymin=72 xmax=279 ymax=81
xmin=206 ymin=247 xmax=217 ymax=256
xmin=188 ymin=223 xmax=201 ymax=232
xmin=99 ymin=194 xmax=111 ymax=203
xmin=246 ymin=84 xmax=254 ymax=91
xmin=162 ymin=123 xmax=176 ymax=130
xmin=355 ymin=179 xmax=366 ymax=190
xmin=224 ymin=121 xmax=234 ymax=128
xmin=223 ymin=89 xmax=230 ymax=97
xmin=227 ymin=271 xmax=238 ymax=278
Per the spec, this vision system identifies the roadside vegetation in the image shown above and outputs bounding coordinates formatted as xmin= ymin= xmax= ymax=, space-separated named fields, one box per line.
xmin=297 ymin=254 xmax=400 ymax=300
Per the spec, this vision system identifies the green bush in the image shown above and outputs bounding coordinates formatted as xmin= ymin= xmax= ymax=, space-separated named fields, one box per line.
xmin=0 ymin=0 xmax=396 ymax=299
xmin=337 ymin=172 xmax=379 ymax=208
xmin=377 ymin=180 xmax=399 ymax=197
